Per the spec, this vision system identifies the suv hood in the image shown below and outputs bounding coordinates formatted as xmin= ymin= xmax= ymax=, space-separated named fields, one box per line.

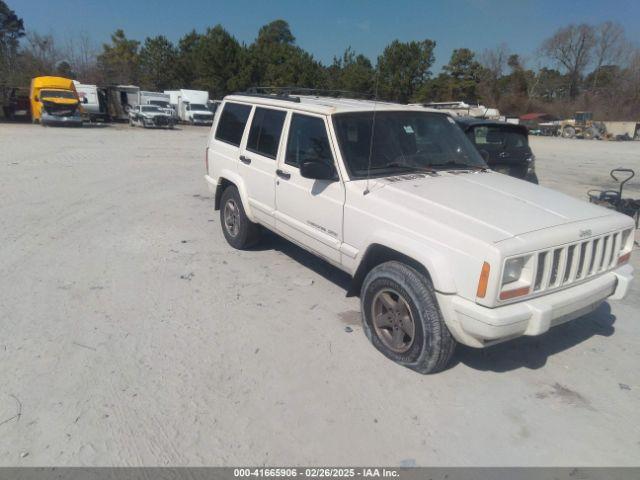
xmin=364 ymin=170 xmax=612 ymax=243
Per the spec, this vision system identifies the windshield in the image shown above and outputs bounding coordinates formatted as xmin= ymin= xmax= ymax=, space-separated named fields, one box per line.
xmin=40 ymin=89 xmax=77 ymax=100
xmin=333 ymin=111 xmax=486 ymax=178
xmin=149 ymin=100 xmax=169 ymax=108
xmin=189 ymin=104 xmax=208 ymax=111
xmin=468 ymin=125 xmax=528 ymax=150
xmin=141 ymin=106 xmax=161 ymax=112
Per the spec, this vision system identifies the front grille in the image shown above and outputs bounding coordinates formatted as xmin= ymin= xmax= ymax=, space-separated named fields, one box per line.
xmin=194 ymin=114 xmax=212 ymax=121
xmin=530 ymin=231 xmax=623 ymax=294
xmin=153 ymin=116 xmax=169 ymax=125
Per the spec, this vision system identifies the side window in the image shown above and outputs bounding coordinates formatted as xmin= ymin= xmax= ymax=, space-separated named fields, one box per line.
xmin=215 ymin=102 xmax=252 ymax=147
xmin=473 ymin=126 xmax=488 ymax=145
xmin=285 ymin=114 xmax=333 ymax=168
xmin=246 ymin=107 xmax=287 ymax=159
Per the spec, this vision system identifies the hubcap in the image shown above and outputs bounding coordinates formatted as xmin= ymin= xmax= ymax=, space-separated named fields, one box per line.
xmin=371 ymin=289 xmax=415 ymax=353
xmin=223 ymin=199 xmax=240 ymax=237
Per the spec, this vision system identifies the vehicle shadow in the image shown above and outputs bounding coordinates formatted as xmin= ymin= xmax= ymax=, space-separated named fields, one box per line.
xmin=81 ymin=123 xmax=111 ymax=129
xmin=456 ymin=302 xmax=616 ymax=372
xmin=251 ymin=230 xmax=352 ymax=291
xmin=247 ymin=229 xmax=618 ymax=373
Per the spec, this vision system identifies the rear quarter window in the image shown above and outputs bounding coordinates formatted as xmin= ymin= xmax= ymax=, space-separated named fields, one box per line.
xmin=215 ymin=102 xmax=252 ymax=147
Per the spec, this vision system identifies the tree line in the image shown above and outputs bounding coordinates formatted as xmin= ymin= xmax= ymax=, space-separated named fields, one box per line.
xmin=1 ymin=0 xmax=639 ymax=119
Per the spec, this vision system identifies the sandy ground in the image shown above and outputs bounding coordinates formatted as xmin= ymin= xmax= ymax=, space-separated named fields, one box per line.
xmin=0 ymin=123 xmax=638 ymax=466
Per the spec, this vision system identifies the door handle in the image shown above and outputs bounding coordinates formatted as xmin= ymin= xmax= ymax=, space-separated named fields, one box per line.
xmin=239 ymin=155 xmax=251 ymax=164
xmin=276 ymin=169 xmax=291 ymax=180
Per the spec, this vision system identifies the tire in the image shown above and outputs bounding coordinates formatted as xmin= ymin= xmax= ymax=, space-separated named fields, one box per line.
xmin=584 ymin=127 xmax=598 ymax=140
xmin=360 ymin=261 xmax=456 ymax=374
xmin=562 ymin=126 xmax=576 ymax=138
xmin=219 ymin=186 xmax=261 ymax=249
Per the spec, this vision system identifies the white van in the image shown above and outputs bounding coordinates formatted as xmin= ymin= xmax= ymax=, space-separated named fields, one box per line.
xmin=73 ymin=81 xmax=107 ymax=122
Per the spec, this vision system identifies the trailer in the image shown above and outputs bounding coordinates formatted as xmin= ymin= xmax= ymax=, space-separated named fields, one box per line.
xmin=105 ymin=85 xmax=140 ymax=122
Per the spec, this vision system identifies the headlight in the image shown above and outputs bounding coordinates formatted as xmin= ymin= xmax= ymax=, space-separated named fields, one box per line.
xmin=618 ymin=228 xmax=634 ymax=265
xmin=526 ymin=155 xmax=536 ymax=173
xmin=499 ymin=255 xmax=533 ymax=301
xmin=502 ymin=257 xmax=526 ymax=285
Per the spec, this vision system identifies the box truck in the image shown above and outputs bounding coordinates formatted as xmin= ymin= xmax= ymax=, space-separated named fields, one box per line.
xmin=176 ymin=89 xmax=213 ymax=125
xmin=30 ymin=76 xmax=82 ymax=126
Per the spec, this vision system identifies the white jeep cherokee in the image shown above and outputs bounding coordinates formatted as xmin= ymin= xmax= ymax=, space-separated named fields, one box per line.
xmin=204 ymin=93 xmax=634 ymax=374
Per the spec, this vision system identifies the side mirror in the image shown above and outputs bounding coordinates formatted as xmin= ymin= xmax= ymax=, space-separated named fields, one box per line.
xmin=34 ymin=95 xmax=39 ymax=102
xmin=300 ymin=160 xmax=336 ymax=181
xmin=83 ymin=98 xmax=88 ymax=104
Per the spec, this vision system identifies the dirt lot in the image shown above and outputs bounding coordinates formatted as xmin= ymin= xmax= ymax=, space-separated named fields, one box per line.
xmin=0 ymin=124 xmax=639 ymax=466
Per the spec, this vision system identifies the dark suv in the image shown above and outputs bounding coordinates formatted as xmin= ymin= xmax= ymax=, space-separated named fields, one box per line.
xmin=455 ymin=117 xmax=538 ymax=183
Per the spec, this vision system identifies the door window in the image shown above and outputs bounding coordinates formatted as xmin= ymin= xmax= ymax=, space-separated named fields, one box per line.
xmin=215 ymin=102 xmax=252 ymax=147
xmin=285 ymin=114 xmax=334 ymax=168
xmin=247 ymin=107 xmax=287 ymax=159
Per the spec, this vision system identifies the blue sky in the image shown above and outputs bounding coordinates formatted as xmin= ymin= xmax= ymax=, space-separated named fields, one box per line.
xmin=12 ymin=0 xmax=640 ymax=71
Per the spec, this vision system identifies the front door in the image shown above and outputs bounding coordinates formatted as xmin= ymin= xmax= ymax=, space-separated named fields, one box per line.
xmin=275 ymin=113 xmax=345 ymax=263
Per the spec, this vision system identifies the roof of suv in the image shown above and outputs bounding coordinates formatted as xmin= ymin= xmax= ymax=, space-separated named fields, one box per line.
xmin=224 ymin=94 xmax=442 ymax=116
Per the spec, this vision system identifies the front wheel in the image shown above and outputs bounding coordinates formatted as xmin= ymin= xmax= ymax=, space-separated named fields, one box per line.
xmin=361 ymin=261 xmax=456 ymax=374
xmin=562 ymin=126 xmax=576 ymax=138
xmin=219 ymin=186 xmax=261 ymax=249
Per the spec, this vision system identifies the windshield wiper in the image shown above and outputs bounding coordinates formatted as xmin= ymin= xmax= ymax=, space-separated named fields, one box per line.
xmin=370 ymin=162 xmax=437 ymax=174
xmin=430 ymin=161 xmax=487 ymax=171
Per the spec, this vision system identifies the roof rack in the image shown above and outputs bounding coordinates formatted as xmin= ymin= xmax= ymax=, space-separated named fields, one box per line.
xmin=233 ymin=87 xmax=301 ymax=103
xmin=238 ymin=86 xmax=375 ymax=102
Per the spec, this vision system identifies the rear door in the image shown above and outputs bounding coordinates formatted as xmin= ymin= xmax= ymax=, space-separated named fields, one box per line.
xmin=274 ymin=113 xmax=344 ymax=263
xmin=238 ymin=106 xmax=288 ymax=228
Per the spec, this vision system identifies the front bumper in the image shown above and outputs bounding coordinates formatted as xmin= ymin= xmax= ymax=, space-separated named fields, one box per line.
xmin=41 ymin=112 xmax=83 ymax=126
xmin=191 ymin=117 xmax=213 ymax=125
xmin=437 ymin=264 xmax=633 ymax=348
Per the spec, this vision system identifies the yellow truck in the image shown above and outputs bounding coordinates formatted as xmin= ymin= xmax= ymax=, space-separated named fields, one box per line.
xmin=30 ymin=76 xmax=82 ymax=126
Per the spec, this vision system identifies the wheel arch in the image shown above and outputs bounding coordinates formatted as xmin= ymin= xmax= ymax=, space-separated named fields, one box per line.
xmin=213 ymin=171 xmax=257 ymax=222
xmin=346 ymin=242 xmax=456 ymax=297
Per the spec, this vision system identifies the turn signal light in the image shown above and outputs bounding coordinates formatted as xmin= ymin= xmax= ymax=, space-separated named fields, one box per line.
xmin=618 ymin=252 xmax=631 ymax=265
xmin=476 ymin=262 xmax=491 ymax=298
xmin=499 ymin=286 xmax=531 ymax=300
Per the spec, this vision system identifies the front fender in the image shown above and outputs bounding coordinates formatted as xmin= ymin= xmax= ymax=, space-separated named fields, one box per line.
xmin=360 ymin=230 xmax=457 ymax=293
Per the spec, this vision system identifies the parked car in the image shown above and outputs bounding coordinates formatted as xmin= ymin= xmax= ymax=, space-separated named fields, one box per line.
xmin=128 ymin=105 xmax=175 ymax=129
xmin=138 ymin=91 xmax=176 ymax=119
xmin=455 ymin=117 xmax=538 ymax=183
xmin=30 ymin=76 xmax=82 ymax=126
xmin=204 ymin=94 xmax=634 ymax=374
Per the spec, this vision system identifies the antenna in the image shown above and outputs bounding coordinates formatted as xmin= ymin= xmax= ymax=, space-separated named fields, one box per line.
xmin=363 ymin=69 xmax=381 ymax=196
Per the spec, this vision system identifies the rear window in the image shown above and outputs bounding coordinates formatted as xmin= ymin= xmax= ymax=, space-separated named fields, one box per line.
xmin=215 ymin=102 xmax=252 ymax=147
xmin=247 ymin=107 xmax=287 ymax=159
xmin=470 ymin=126 xmax=528 ymax=148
